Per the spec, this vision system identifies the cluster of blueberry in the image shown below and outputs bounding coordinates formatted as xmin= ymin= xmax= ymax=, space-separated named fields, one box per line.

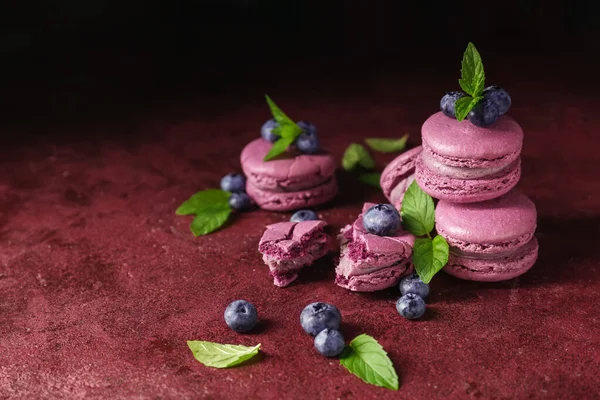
xmin=220 ymin=173 xmax=252 ymax=211
xmin=440 ymin=86 xmax=512 ymax=127
xmin=261 ymin=119 xmax=320 ymax=154
xmin=223 ymin=300 xmax=345 ymax=357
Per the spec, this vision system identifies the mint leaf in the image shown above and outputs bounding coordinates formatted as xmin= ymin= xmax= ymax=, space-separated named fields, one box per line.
xmin=176 ymin=189 xmax=231 ymax=216
xmin=265 ymin=94 xmax=296 ymax=127
xmin=365 ymin=134 xmax=409 ymax=153
xmin=190 ymin=208 xmax=231 ymax=236
xmin=187 ymin=341 xmax=261 ymax=368
xmin=176 ymin=189 xmax=232 ymax=236
xmin=263 ymin=134 xmax=296 ymax=161
xmin=342 ymin=143 xmax=376 ymax=171
xmin=412 ymin=235 xmax=449 ymax=284
xmin=339 ymin=334 xmax=399 ymax=390
xmin=454 ymin=95 xmax=483 ymax=122
xmin=358 ymin=173 xmax=382 ymax=188
xmin=400 ymin=181 xmax=435 ymax=237
xmin=263 ymin=95 xmax=303 ymax=161
xmin=459 ymin=42 xmax=485 ymax=97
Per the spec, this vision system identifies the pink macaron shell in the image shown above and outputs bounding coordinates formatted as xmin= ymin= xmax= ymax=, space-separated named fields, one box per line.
xmin=335 ymin=259 xmax=413 ymax=292
xmin=247 ymin=178 xmax=338 ymax=212
xmin=241 ymin=138 xmax=336 ymax=191
xmin=444 ymin=237 xmax=539 ymax=282
xmin=422 ymin=112 xmax=523 ymax=169
xmin=380 ymin=146 xmax=423 ymax=200
xmin=415 ymin=156 xmax=521 ymax=203
xmin=435 ymin=190 xmax=537 ymax=253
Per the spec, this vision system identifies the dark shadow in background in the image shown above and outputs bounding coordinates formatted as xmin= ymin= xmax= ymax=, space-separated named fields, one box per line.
xmin=1 ymin=0 xmax=598 ymax=138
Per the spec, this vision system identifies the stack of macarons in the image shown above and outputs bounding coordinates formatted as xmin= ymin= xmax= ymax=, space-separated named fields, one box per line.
xmin=240 ymin=138 xmax=338 ymax=212
xmin=382 ymin=108 xmax=539 ymax=282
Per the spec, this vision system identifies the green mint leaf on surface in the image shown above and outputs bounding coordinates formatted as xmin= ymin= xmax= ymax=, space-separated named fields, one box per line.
xmin=358 ymin=173 xmax=382 ymax=188
xmin=176 ymin=189 xmax=232 ymax=236
xmin=459 ymin=42 xmax=485 ymax=97
xmin=187 ymin=341 xmax=261 ymax=368
xmin=454 ymin=95 xmax=483 ymax=122
xmin=342 ymin=143 xmax=376 ymax=171
xmin=412 ymin=235 xmax=449 ymax=284
xmin=190 ymin=208 xmax=231 ymax=236
xmin=339 ymin=334 xmax=399 ymax=390
xmin=365 ymin=134 xmax=409 ymax=153
xmin=400 ymin=181 xmax=435 ymax=237
xmin=176 ymin=189 xmax=231 ymax=216
xmin=263 ymin=134 xmax=297 ymax=161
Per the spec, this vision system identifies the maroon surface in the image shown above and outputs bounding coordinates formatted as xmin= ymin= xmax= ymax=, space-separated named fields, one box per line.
xmin=1 ymin=83 xmax=600 ymax=399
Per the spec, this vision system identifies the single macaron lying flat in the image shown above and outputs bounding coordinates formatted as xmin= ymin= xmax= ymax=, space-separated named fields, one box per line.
xmin=380 ymin=146 xmax=422 ymax=209
xmin=436 ymin=190 xmax=539 ymax=282
xmin=241 ymin=138 xmax=338 ymax=211
xmin=416 ymin=111 xmax=523 ymax=203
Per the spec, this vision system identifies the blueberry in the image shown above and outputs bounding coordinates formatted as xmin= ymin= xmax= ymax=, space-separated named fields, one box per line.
xmin=467 ymin=98 xmax=500 ymax=127
xmin=229 ymin=192 xmax=252 ymax=211
xmin=440 ymin=91 xmax=466 ymax=118
xmin=483 ymin=86 xmax=511 ymax=115
xmin=300 ymin=302 xmax=341 ymax=336
xmin=261 ymin=119 xmax=280 ymax=142
xmin=220 ymin=173 xmax=246 ymax=193
xmin=396 ymin=293 xmax=426 ymax=320
xmin=295 ymin=121 xmax=319 ymax=154
xmin=362 ymin=204 xmax=401 ymax=236
xmin=314 ymin=329 xmax=345 ymax=357
xmin=290 ymin=209 xmax=319 ymax=222
xmin=399 ymin=274 xmax=430 ymax=299
xmin=224 ymin=300 xmax=258 ymax=332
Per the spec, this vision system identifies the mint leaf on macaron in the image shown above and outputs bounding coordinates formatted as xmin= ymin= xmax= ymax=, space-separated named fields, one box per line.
xmin=263 ymin=95 xmax=304 ymax=161
xmin=459 ymin=42 xmax=485 ymax=98
xmin=342 ymin=143 xmax=376 ymax=171
xmin=339 ymin=334 xmax=399 ymax=390
xmin=176 ymin=189 xmax=232 ymax=236
xmin=365 ymin=134 xmax=409 ymax=153
xmin=412 ymin=236 xmax=449 ymax=284
xmin=263 ymin=134 xmax=297 ymax=161
xmin=400 ymin=181 xmax=435 ymax=237
xmin=454 ymin=42 xmax=486 ymax=121
xmin=187 ymin=341 xmax=261 ymax=368
xmin=400 ymin=181 xmax=449 ymax=283
xmin=455 ymin=95 xmax=483 ymax=122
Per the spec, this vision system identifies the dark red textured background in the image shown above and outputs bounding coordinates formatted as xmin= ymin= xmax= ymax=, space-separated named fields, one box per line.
xmin=1 ymin=1 xmax=600 ymax=396
xmin=1 ymin=66 xmax=600 ymax=398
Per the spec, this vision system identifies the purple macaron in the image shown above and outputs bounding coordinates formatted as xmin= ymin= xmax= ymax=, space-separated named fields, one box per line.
xmin=436 ymin=190 xmax=539 ymax=282
xmin=416 ymin=112 xmax=523 ymax=203
xmin=380 ymin=146 xmax=422 ymax=209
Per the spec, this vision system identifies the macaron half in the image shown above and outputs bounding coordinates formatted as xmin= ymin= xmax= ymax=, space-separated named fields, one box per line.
xmin=436 ymin=190 xmax=539 ymax=282
xmin=380 ymin=146 xmax=422 ymax=209
xmin=241 ymin=138 xmax=338 ymax=211
xmin=416 ymin=112 xmax=523 ymax=203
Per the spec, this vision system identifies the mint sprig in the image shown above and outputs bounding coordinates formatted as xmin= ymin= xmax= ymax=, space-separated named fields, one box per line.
xmin=342 ymin=143 xmax=375 ymax=171
xmin=400 ymin=181 xmax=449 ymax=284
xmin=455 ymin=42 xmax=486 ymax=122
xmin=339 ymin=334 xmax=399 ymax=390
xmin=187 ymin=341 xmax=261 ymax=368
xmin=263 ymin=95 xmax=303 ymax=161
xmin=176 ymin=189 xmax=232 ymax=236
xmin=365 ymin=134 xmax=409 ymax=153
xmin=358 ymin=172 xmax=382 ymax=188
